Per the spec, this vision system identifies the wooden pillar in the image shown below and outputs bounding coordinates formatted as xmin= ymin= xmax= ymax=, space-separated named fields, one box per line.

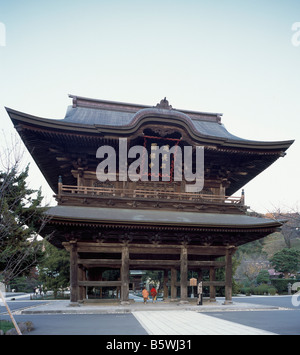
xmin=209 ymin=266 xmax=216 ymax=302
xmin=121 ymin=244 xmax=130 ymax=304
xmin=78 ymin=266 xmax=86 ymax=302
xmin=70 ymin=241 xmax=79 ymax=304
xmin=170 ymin=268 xmax=177 ymax=301
xmin=224 ymin=248 xmax=234 ymax=304
xmin=180 ymin=244 xmax=188 ymax=303
xmin=163 ymin=269 xmax=169 ymax=300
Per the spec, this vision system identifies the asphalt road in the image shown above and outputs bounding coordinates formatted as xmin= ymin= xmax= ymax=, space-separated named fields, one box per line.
xmin=0 ymin=295 xmax=299 ymax=335
xmin=0 ymin=301 xmax=48 ymax=315
xmin=205 ymin=296 xmax=300 ymax=335
xmin=0 ymin=313 xmax=148 ymax=335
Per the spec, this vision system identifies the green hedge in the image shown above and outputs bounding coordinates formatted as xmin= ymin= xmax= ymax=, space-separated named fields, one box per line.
xmin=240 ymin=285 xmax=276 ymax=296
xmin=240 ymin=278 xmax=298 ymax=295
xmin=253 ymin=284 xmax=276 ymax=295
xmin=270 ymin=279 xmax=295 ymax=294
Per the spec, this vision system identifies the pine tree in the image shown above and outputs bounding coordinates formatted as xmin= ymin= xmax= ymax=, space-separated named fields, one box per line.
xmin=270 ymin=248 xmax=300 ymax=278
xmin=0 ymin=164 xmax=50 ymax=285
xmin=38 ymin=241 xmax=70 ymax=298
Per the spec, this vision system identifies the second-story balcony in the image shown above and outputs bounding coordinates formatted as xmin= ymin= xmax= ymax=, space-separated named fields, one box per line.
xmin=56 ymin=183 xmax=246 ymax=215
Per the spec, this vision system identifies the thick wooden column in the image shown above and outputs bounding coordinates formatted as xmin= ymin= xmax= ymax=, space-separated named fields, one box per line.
xmin=170 ymin=268 xmax=177 ymax=301
xmin=78 ymin=266 xmax=86 ymax=302
xmin=209 ymin=266 xmax=216 ymax=302
xmin=163 ymin=269 xmax=169 ymax=300
xmin=121 ymin=244 xmax=130 ymax=304
xmin=180 ymin=244 xmax=188 ymax=303
xmin=70 ymin=241 xmax=79 ymax=304
xmin=224 ymin=248 xmax=234 ymax=304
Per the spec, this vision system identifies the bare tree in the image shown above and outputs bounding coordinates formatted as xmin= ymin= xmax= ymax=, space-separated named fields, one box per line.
xmin=266 ymin=206 xmax=300 ymax=248
xmin=234 ymin=253 xmax=270 ymax=283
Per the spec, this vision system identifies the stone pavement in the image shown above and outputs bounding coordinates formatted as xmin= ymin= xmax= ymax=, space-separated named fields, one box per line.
xmin=15 ymin=299 xmax=278 ymax=335
xmin=133 ymin=310 xmax=276 ymax=335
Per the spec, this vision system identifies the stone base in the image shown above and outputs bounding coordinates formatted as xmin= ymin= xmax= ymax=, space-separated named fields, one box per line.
xmin=169 ymin=298 xmax=178 ymax=302
xmin=179 ymin=300 xmax=189 ymax=305
xmin=68 ymin=302 xmax=80 ymax=307
xmin=223 ymin=300 xmax=233 ymax=305
xmin=120 ymin=301 xmax=131 ymax=306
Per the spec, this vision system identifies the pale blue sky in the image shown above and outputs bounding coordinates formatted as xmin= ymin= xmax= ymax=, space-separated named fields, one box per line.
xmin=0 ymin=0 xmax=299 ymax=212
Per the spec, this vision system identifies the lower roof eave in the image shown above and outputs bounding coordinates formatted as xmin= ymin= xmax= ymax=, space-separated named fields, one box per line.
xmin=44 ymin=205 xmax=283 ymax=231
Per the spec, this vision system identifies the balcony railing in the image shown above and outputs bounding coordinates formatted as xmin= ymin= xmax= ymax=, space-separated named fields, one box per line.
xmin=58 ymin=184 xmax=244 ymax=205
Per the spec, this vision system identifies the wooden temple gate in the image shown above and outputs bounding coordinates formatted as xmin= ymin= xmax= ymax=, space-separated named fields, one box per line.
xmin=6 ymin=95 xmax=293 ymax=306
xmin=63 ymin=240 xmax=235 ymax=304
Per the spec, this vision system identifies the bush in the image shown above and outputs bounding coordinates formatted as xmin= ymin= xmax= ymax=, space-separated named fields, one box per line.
xmin=240 ymin=284 xmax=277 ymax=296
xmin=240 ymin=287 xmax=252 ymax=296
xmin=268 ymin=287 xmax=277 ymax=295
xmin=253 ymin=284 xmax=269 ymax=295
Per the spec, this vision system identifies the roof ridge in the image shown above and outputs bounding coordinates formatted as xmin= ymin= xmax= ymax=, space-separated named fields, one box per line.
xmin=68 ymin=94 xmax=222 ymax=122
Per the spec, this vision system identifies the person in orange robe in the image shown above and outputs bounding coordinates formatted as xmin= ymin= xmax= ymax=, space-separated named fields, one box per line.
xmin=142 ymin=287 xmax=149 ymax=304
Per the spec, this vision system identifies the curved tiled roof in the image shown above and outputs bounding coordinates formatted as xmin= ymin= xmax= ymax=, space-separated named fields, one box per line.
xmin=63 ymin=95 xmax=247 ymax=142
xmin=64 ymin=106 xmax=135 ymax=126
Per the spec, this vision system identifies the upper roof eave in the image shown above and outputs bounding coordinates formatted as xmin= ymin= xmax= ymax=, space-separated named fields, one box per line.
xmin=5 ymin=107 xmax=294 ymax=151
xmin=5 ymin=107 xmax=98 ymax=133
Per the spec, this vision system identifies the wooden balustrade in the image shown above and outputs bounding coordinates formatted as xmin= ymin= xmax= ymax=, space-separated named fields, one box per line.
xmin=58 ymin=184 xmax=243 ymax=205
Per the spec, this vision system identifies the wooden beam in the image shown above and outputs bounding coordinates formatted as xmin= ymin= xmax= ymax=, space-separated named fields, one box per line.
xmin=78 ymin=281 xmax=122 ymax=287
xmin=78 ymin=259 xmax=121 ymax=266
xmin=64 ymin=242 xmax=229 ymax=256
xmin=187 ymin=246 xmax=227 ymax=255
xmin=188 ymin=261 xmax=225 ymax=267
xmin=129 ymin=260 xmax=180 ymax=267
xmin=77 ymin=245 xmax=122 ymax=253
xmin=78 ymin=258 xmax=224 ymax=269
xmin=174 ymin=281 xmax=225 ymax=287
xmin=130 ymin=247 xmax=180 ymax=255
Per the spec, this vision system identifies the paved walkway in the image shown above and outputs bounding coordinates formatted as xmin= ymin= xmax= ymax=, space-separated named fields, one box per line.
xmin=16 ymin=298 xmax=279 ymax=315
xmin=133 ymin=310 xmax=276 ymax=335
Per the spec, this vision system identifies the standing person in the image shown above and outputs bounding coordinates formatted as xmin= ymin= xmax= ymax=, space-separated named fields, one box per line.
xmin=150 ymin=286 xmax=157 ymax=303
xmin=142 ymin=287 xmax=149 ymax=304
